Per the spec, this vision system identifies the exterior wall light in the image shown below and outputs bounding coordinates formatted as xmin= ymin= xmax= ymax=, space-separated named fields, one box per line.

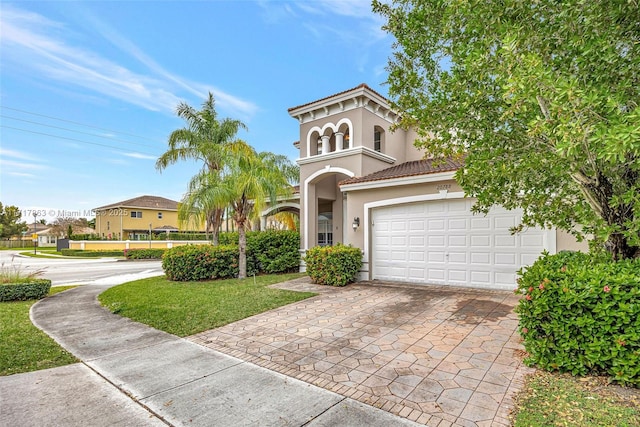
xmin=352 ymin=217 xmax=360 ymax=231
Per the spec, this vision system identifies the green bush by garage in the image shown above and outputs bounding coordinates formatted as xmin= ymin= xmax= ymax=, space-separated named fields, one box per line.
xmin=515 ymin=251 xmax=640 ymax=386
xmin=304 ymin=244 xmax=363 ymax=287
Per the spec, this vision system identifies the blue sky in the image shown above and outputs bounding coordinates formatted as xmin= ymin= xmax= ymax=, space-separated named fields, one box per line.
xmin=0 ymin=0 xmax=392 ymax=223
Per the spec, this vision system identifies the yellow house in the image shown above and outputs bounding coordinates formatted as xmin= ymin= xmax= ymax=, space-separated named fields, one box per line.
xmin=94 ymin=195 xmax=201 ymax=240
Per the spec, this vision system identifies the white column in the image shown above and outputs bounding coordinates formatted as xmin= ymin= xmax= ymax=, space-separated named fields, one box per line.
xmin=335 ymin=132 xmax=344 ymax=151
xmin=321 ymin=135 xmax=330 ymax=154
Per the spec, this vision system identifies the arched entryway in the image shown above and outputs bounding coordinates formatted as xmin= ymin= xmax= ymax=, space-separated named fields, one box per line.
xmin=302 ymin=167 xmax=354 ymax=250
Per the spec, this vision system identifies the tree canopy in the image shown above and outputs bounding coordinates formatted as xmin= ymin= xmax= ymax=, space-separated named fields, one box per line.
xmin=181 ymin=142 xmax=298 ymax=278
xmin=0 ymin=203 xmax=27 ymax=239
xmin=157 ymin=92 xmax=247 ymax=244
xmin=373 ymin=0 xmax=640 ymax=259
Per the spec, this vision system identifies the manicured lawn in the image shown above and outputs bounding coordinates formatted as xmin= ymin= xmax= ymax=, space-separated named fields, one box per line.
xmin=0 ymin=286 xmax=78 ymax=376
xmin=98 ymin=273 xmax=316 ymax=337
xmin=512 ymin=371 xmax=640 ymax=426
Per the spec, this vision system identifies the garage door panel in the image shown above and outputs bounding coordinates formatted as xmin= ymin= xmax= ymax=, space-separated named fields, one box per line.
xmin=494 ymin=252 xmax=517 ymax=266
xmin=470 ymin=217 xmax=491 ymax=230
xmin=409 ymin=235 xmax=425 ymax=247
xmin=428 ymin=235 xmax=446 ymax=246
xmin=448 ymin=218 xmax=467 ymax=230
xmin=470 ymin=252 xmax=491 ymax=264
xmin=521 ymin=234 xmax=544 ymax=247
xmin=495 ymin=235 xmax=516 ymax=247
xmin=409 ymin=251 xmax=424 ymax=261
xmin=447 ymin=235 xmax=467 ymax=247
xmin=470 ymin=235 xmax=491 ymax=247
xmin=428 ymin=219 xmax=445 ymax=230
xmin=372 ymin=198 xmax=551 ymax=290
xmin=448 ymin=269 xmax=468 ymax=282
xmin=428 ymin=252 xmax=445 ymax=262
xmin=470 ymin=271 xmax=491 ymax=285
xmin=448 ymin=252 xmax=467 ymax=263
xmin=428 ymin=269 xmax=445 ymax=281
xmin=409 ymin=220 xmax=425 ymax=231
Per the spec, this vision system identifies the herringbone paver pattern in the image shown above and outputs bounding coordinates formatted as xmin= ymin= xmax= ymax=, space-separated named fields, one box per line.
xmin=189 ymin=278 xmax=533 ymax=426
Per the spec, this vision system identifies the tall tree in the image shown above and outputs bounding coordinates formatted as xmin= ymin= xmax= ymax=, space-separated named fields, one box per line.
xmin=182 ymin=143 xmax=298 ymax=278
xmin=156 ymin=92 xmax=247 ymax=245
xmin=373 ymin=0 xmax=640 ymax=259
xmin=0 ymin=203 xmax=27 ymax=239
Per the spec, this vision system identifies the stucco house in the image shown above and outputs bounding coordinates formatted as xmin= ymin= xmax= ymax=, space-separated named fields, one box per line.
xmin=94 ymin=195 xmax=187 ymax=240
xmin=289 ymin=84 xmax=584 ymax=290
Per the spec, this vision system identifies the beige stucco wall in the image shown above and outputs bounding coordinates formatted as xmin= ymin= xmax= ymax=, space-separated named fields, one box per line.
xmin=556 ymin=229 xmax=589 ymax=252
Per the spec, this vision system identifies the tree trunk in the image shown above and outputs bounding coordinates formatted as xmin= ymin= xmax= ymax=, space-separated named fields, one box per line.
xmin=584 ymin=172 xmax=639 ymax=260
xmin=238 ymin=219 xmax=247 ymax=279
xmin=207 ymin=208 xmax=224 ymax=246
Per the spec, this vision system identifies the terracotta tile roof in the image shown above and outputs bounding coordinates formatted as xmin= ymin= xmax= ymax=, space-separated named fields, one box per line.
xmin=95 ymin=195 xmax=179 ymax=211
xmin=339 ymin=158 xmax=462 ymax=186
xmin=288 ymin=83 xmax=389 ymax=113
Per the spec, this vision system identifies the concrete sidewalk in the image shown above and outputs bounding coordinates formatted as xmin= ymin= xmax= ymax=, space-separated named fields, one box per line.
xmin=0 ymin=285 xmax=420 ymax=426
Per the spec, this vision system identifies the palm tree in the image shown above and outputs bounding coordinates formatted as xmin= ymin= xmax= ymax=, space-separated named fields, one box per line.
xmin=182 ymin=143 xmax=298 ymax=278
xmin=156 ymin=92 xmax=246 ymax=244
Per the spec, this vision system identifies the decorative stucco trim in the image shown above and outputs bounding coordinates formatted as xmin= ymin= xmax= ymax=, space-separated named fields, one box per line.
xmin=340 ymin=171 xmax=456 ymax=192
xmin=303 ymin=166 xmax=355 ymax=250
xmin=297 ymin=146 xmax=396 ymax=166
xmin=260 ymin=202 xmax=301 ymax=217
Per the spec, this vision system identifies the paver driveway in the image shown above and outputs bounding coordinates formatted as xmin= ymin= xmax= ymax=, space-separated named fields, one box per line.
xmin=189 ymin=277 xmax=534 ymax=426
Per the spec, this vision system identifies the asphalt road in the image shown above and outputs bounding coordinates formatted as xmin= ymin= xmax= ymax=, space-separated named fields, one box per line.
xmin=0 ymin=250 xmax=163 ymax=285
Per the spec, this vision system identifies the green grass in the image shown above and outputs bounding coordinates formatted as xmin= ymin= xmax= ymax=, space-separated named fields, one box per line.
xmin=0 ymin=286 xmax=78 ymax=376
xmin=512 ymin=371 xmax=640 ymax=426
xmin=99 ymin=273 xmax=315 ymax=337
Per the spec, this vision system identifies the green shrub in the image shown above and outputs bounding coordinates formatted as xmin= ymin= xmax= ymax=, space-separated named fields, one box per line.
xmin=69 ymin=234 xmax=101 ymax=240
xmin=60 ymin=249 xmax=124 ymax=257
xmin=162 ymin=245 xmax=244 ymax=281
xmin=219 ymin=231 xmax=240 ymax=245
xmin=515 ymin=251 xmax=640 ymax=386
xmin=304 ymin=244 xmax=363 ymax=287
xmin=248 ymin=230 xmax=300 ymax=274
xmin=124 ymin=248 xmax=166 ymax=260
xmin=0 ymin=279 xmax=52 ymax=301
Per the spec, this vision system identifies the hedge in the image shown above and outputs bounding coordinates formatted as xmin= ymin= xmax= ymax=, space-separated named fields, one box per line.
xmin=0 ymin=279 xmax=52 ymax=302
xmin=515 ymin=251 xmax=640 ymax=386
xmin=124 ymin=248 xmax=166 ymax=260
xmin=304 ymin=244 xmax=363 ymax=286
xmin=61 ymin=249 xmax=124 ymax=257
xmin=162 ymin=245 xmax=247 ymax=281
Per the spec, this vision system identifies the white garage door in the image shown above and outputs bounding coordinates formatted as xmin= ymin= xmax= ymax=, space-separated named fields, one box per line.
xmin=371 ymin=198 xmax=553 ymax=290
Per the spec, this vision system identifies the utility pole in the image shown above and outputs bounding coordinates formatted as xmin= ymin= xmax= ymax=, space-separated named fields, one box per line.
xmin=33 ymin=212 xmax=38 ymax=255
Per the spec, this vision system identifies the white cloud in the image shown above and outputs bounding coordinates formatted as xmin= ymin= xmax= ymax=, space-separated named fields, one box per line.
xmin=7 ymin=172 xmax=37 ymax=178
xmin=0 ymin=148 xmax=39 ymax=161
xmin=0 ymin=5 xmax=258 ymax=117
xmin=121 ymin=152 xmax=157 ymax=160
xmin=0 ymin=159 xmax=47 ymax=170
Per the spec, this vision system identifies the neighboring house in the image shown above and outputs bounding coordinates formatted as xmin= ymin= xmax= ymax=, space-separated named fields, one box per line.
xmin=94 ymin=195 xmax=199 ymax=240
xmin=289 ymin=84 xmax=586 ymax=290
xmin=23 ymin=223 xmax=57 ymax=247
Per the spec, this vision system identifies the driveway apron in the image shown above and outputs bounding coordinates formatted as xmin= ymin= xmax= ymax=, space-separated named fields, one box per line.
xmin=190 ymin=278 xmax=534 ymax=427
xmin=13 ymin=284 xmax=420 ymax=427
